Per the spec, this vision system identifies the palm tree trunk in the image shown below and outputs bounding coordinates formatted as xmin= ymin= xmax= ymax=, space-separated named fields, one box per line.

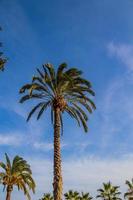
xmin=53 ymin=108 xmax=62 ymax=200
xmin=6 ymin=186 xmax=12 ymax=200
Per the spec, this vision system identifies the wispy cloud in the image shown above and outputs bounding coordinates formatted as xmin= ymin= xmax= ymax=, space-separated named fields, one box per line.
xmin=98 ymin=71 xmax=133 ymax=152
xmin=96 ymin=42 xmax=133 ymax=150
xmin=33 ymin=142 xmax=53 ymax=151
xmin=0 ymin=133 xmax=22 ymax=146
xmin=107 ymin=42 xmax=133 ymax=71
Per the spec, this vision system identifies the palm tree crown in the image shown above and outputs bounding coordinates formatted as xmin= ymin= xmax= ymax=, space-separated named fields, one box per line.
xmin=79 ymin=192 xmax=93 ymax=200
xmin=64 ymin=190 xmax=80 ymax=200
xmin=19 ymin=63 xmax=96 ymax=132
xmin=39 ymin=193 xmax=54 ymax=200
xmin=0 ymin=153 xmax=35 ymax=200
xmin=96 ymin=182 xmax=121 ymax=200
xmin=124 ymin=179 xmax=133 ymax=199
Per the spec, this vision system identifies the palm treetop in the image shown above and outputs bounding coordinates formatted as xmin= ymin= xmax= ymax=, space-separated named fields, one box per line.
xmin=19 ymin=63 xmax=96 ymax=133
xmin=64 ymin=190 xmax=80 ymax=200
xmin=97 ymin=182 xmax=121 ymax=200
xmin=79 ymin=192 xmax=93 ymax=200
xmin=39 ymin=193 xmax=53 ymax=200
xmin=124 ymin=179 xmax=133 ymax=199
xmin=0 ymin=153 xmax=35 ymax=200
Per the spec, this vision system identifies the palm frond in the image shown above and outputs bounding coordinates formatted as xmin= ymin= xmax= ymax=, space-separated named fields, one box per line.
xmin=27 ymin=102 xmax=44 ymax=121
xmin=37 ymin=101 xmax=51 ymax=120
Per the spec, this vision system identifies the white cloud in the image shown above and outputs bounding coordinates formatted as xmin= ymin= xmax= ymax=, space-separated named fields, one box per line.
xmin=0 ymin=133 xmax=22 ymax=146
xmin=107 ymin=42 xmax=133 ymax=70
xmin=33 ymin=142 xmax=53 ymax=151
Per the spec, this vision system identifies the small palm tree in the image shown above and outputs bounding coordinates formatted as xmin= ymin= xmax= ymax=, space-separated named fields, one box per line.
xmin=96 ymin=182 xmax=121 ymax=200
xmin=0 ymin=27 xmax=7 ymax=71
xmin=64 ymin=190 xmax=80 ymax=200
xmin=0 ymin=153 xmax=35 ymax=200
xmin=19 ymin=63 xmax=96 ymax=200
xmin=124 ymin=179 xmax=133 ymax=199
xmin=39 ymin=193 xmax=53 ymax=200
xmin=79 ymin=192 xmax=93 ymax=200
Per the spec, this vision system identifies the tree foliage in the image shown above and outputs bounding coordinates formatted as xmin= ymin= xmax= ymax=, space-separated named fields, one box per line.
xmin=124 ymin=179 xmax=133 ymax=199
xmin=64 ymin=190 xmax=80 ymax=200
xmin=79 ymin=192 xmax=93 ymax=200
xmin=39 ymin=193 xmax=54 ymax=200
xmin=19 ymin=63 xmax=96 ymax=133
xmin=0 ymin=153 xmax=36 ymax=200
xmin=96 ymin=182 xmax=121 ymax=200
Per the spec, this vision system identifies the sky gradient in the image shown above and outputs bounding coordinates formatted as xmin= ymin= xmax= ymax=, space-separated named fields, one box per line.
xmin=0 ymin=0 xmax=133 ymax=199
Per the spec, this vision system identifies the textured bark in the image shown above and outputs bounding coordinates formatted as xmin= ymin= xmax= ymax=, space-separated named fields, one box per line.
xmin=53 ymin=108 xmax=62 ymax=200
xmin=6 ymin=186 xmax=12 ymax=200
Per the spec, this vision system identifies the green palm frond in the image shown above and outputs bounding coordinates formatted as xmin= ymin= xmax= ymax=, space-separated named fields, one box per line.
xmin=64 ymin=190 xmax=80 ymax=200
xmin=79 ymin=192 xmax=93 ymax=200
xmin=124 ymin=179 xmax=133 ymax=199
xmin=0 ymin=153 xmax=36 ymax=200
xmin=5 ymin=153 xmax=11 ymax=172
xmin=0 ymin=161 xmax=6 ymax=170
xmin=40 ymin=193 xmax=54 ymax=200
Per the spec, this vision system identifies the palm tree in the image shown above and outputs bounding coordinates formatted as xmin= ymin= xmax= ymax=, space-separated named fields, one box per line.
xmin=19 ymin=63 xmax=96 ymax=200
xmin=96 ymin=182 xmax=121 ymax=200
xmin=79 ymin=192 xmax=93 ymax=200
xmin=0 ymin=27 xmax=7 ymax=71
xmin=124 ymin=179 xmax=133 ymax=199
xmin=0 ymin=153 xmax=35 ymax=200
xmin=39 ymin=193 xmax=53 ymax=200
xmin=64 ymin=190 xmax=80 ymax=200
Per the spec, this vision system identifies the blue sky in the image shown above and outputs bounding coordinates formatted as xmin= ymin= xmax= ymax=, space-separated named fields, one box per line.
xmin=0 ymin=0 xmax=133 ymax=199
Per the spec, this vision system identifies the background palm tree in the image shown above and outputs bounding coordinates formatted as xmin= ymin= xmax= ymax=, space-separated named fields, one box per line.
xmin=0 ymin=26 xmax=7 ymax=71
xmin=19 ymin=63 xmax=96 ymax=200
xmin=64 ymin=190 xmax=80 ymax=200
xmin=39 ymin=193 xmax=53 ymax=200
xmin=79 ymin=192 xmax=93 ymax=200
xmin=96 ymin=182 xmax=121 ymax=200
xmin=0 ymin=153 xmax=35 ymax=200
xmin=124 ymin=179 xmax=133 ymax=199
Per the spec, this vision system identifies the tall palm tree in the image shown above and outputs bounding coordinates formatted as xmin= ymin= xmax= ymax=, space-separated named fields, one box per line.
xmin=39 ymin=193 xmax=53 ymax=200
xmin=0 ymin=153 xmax=35 ymax=200
xmin=79 ymin=192 xmax=93 ymax=200
xmin=0 ymin=26 xmax=7 ymax=71
xmin=96 ymin=182 xmax=121 ymax=200
xmin=19 ymin=63 xmax=96 ymax=200
xmin=124 ymin=179 xmax=133 ymax=199
xmin=64 ymin=190 xmax=80 ymax=200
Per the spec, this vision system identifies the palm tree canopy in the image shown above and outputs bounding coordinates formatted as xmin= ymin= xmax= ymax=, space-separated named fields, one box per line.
xmin=39 ymin=193 xmax=53 ymax=200
xmin=79 ymin=192 xmax=93 ymax=200
xmin=96 ymin=182 xmax=121 ymax=200
xmin=64 ymin=190 xmax=80 ymax=200
xmin=0 ymin=153 xmax=36 ymax=200
xmin=124 ymin=179 xmax=133 ymax=199
xmin=19 ymin=63 xmax=96 ymax=133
